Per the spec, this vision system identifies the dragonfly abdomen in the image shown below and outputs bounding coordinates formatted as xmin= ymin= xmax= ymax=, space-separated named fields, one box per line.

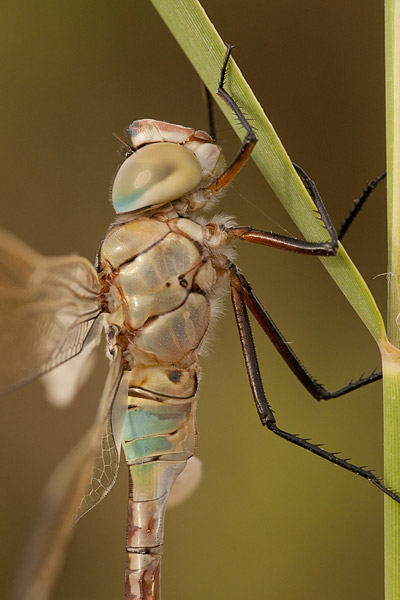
xmin=123 ymin=371 xmax=197 ymax=600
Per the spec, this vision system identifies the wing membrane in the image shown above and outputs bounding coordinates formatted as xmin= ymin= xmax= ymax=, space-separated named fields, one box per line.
xmin=167 ymin=456 xmax=203 ymax=508
xmin=40 ymin=315 xmax=105 ymax=407
xmin=76 ymin=371 xmax=128 ymax=520
xmin=11 ymin=349 xmax=125 ymax=600
xmin=0 ymin=228 xmax=102 ymax=393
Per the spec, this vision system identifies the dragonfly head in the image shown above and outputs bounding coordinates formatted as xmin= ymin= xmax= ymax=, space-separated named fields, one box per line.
xmin=111 ymin=119 xmax=225 ymax=215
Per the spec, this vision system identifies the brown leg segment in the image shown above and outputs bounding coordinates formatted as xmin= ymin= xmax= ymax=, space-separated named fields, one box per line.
xmin=234 ymin=268 xmax=382 ymax=399
xmin=227 ymin=163 xmax=339 ymax=256
xmin=207 ymin=44 xmax=257 ymax=194
xmin=229 ymin=264 xmax=400 ymax=504
xmin=208 ymin=47 xmax=339 ymax=257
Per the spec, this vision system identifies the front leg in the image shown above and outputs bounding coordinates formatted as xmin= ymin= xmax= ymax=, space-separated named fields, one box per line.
xmin=209 ymin=46 xmax=338 ymax=256
xmin=207 ymin=43 xmax=257 ymax=194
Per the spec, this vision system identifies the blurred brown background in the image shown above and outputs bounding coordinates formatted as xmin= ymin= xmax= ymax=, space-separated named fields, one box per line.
xmin=0 ymin=1 xmax=388 ymax=599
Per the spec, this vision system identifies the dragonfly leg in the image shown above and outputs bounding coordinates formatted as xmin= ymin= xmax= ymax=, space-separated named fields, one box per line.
xmin=231 ymin=267 xmax=382 ymax=400
xmin=207 ymin=43 xmax=257 ymax=194
xmin=229 ymin=265 xmax=399 ymax=503
xmin=212 ymin=45 xmax=384 ymax=254
xmin=227 ymin=162 xmax=338 ymax=256
xmin=338 ymin=171 xmax=386 ymax=241
xmin=209 ymin=46 xmax=339 ymax=255
xmin=227 ymin=166 xmax=385 ymax=250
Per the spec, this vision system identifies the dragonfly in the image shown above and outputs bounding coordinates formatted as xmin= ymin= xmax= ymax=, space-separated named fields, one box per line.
xmin=1 ymin=45 xmax=397 ymax=600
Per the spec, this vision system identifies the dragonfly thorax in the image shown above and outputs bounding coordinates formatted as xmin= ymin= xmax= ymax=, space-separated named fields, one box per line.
xmin=112 ymin=119 xmax=225 ymax=216
xmin=100 ymin=215 xmax=230 ymax=354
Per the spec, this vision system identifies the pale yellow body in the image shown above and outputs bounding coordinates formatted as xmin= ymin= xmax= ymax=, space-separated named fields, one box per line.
xmin=99 ymin=213 xmax=229 ymax=598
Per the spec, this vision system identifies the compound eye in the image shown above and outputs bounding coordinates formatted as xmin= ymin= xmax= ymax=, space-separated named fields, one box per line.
xmin=112 ymin=142 xmax=202 ymax=214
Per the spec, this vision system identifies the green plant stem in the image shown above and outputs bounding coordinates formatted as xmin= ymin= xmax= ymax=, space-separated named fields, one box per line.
xmin=384 ymin=1 xmax=400 ymax=597
xmin=151 ymin=0 xmax=400 ymax=596
xmin=150 ymin=0 xmax=385 ymax=342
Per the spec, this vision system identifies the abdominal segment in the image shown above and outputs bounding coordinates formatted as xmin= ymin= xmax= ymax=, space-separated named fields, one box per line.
xmin=123 ymin=363 xmax=198 ymax=600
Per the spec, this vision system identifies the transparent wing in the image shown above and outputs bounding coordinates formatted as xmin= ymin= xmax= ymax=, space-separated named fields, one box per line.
xmin=11 ymin=349 xmax=126 ymax=600
xmin=0 ymin=227 xmax=103 ymax=394
xmin=40 ymin=315 xmax=105 ymax=407
xmin=167 ymin=456 xmax=203 ymax=509
xmin=76 ymin=369 xmax=128 ymax=520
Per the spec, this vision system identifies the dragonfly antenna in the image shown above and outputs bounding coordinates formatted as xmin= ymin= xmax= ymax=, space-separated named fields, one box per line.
xmin=112 ymin=132 xmax=135 ymax=156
